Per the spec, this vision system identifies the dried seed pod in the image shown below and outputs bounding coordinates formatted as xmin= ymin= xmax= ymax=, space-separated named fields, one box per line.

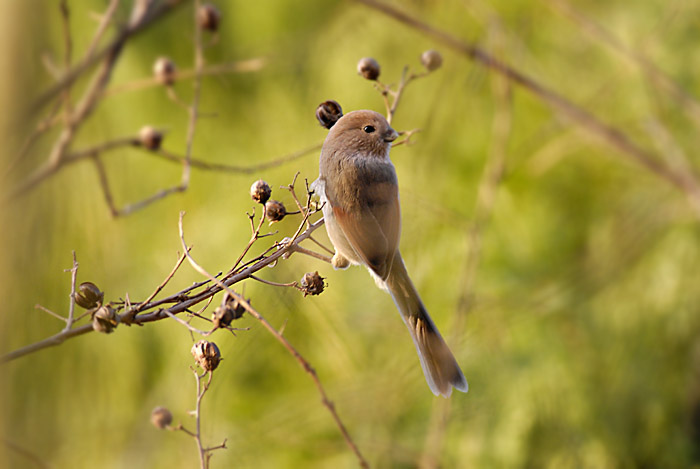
xmin=250 ymin=179 xmax=272 ymax=205
xmin=212 ymin=293 xmax=247 ymax=328
xmin=300 ymin=271 xmax=325 ymax=296
xmin=265 ymin=200 xmax=287 ymax=222
xmin=191 ymin=340 xmax=221 ymax=372
xmin=357 ymin=57 xmax=380 ymax=80
xmin=150 ymin=406 xmax=173 ymax=429
xmin=139 ymin=126 xmax=163 ymax=150
xmin=153 ymin=57 xmax=177 ymax=85
xmin=92 ymin=305 xmax=119 ymax=334
xmin=420 ymin=49 xmax=443 ymax=72
xmin=74 ymin=282 xmax=104 ymax=309
xmin=198 ymin=3 xmax=221 ymax=32
xmin=316 ymin=100 xmax=344 ymax=129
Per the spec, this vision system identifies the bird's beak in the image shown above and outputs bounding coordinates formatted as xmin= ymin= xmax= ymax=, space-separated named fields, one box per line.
xmin=384 ymin=128 xmax=399 ymax=143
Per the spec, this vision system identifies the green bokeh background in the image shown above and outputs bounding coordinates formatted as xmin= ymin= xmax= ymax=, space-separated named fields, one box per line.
xmin=2 ymin=0 xmax=700 ymax=467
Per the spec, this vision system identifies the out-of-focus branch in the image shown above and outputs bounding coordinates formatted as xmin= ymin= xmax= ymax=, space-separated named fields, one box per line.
xmin=9 ymin=0 xmax=159 ymax=207
xmin=103 ymin=58 xmax=267 ymax=97
xmin=181 ymin=0 xmax=205 ymax=188
xmin=351 ymin=0 xmax=700 ymax=218
xmin=544 ymin=0 xmax=700 ymax=129
xmin=30 ymin=0 xmax=187 ymax=114
xmin=84 ymin=0 xmax=121 ymax=61
xmin=8 ymin=135 xmax=321 ymax=202
xmin=420 ymin=24 xmax=513 ymax=469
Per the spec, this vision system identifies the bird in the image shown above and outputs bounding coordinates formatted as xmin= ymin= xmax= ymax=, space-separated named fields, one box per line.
xmin=311 ymin=109 xmax=468 ymax=397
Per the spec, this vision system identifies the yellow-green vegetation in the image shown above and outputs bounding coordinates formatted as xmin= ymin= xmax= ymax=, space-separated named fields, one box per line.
xmin=2 ymin=0 xmax=700 ymax=467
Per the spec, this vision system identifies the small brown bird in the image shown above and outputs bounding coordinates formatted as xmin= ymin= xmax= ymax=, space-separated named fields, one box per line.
xmin=312 ymin=110 xmax=468 ymax=397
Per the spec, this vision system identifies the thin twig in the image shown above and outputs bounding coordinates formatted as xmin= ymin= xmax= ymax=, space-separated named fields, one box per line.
xmin=164 ymin=310 xmax=216 ymax=336
xmin=289 ymin=244 xmax=333 ymax=264
xmin=35 ymin=304 xmax=67 ymax=322
xmin=249 ymin=275 xmax=300 ymax=289
xmin=64 ymin=251 xmax=79 ymax=331
xmin=152 ymin=142 xmax=323 ymax=174
xmin=117 ymin=185 xmax=188 ymax=217
xmin=92 ymin=155 xmax=119 ymax=217
xmin=229 ymin=204 xmax=268 ymax=275
xmin=308 ymin=236 xmax=334 ymax=255
xmin=84 ymin=0 xmax=121 ymax=61
xmin=59 ymin=0 xmax=73 ymax=120
xmin=180 ymin=0 xmax=205 ymax=188
xmin=8 ymin=138 xmax=321 ymax=202
xmin=104 ymin=58 xmax=267 ymax=97
xmin=122 ymin=250 xmax=190 ymax=324
xmin=190 ymin=371 xmax=215 ymax=469
xmin=375 ymin=67 xmax=428 ymax=125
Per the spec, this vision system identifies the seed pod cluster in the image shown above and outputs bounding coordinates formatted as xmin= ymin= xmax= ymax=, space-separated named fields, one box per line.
xmin=212 ymin=293 xmax=247 ymax=328
xmin=191 ymin=340 xmax=221 ymax=372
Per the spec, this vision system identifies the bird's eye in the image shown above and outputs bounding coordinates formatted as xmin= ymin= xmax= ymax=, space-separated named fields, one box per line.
xmin=363 ymin=125 xmax=376 ymax=133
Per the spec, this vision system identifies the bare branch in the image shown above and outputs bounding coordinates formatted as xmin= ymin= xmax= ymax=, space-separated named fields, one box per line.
xmin=84 ymin=0 xmax=121 ymax=61
xmin=177 ymin=212 xmax=368 ymax=468
xmin=1 ymin=213 xmax=325 ymax=363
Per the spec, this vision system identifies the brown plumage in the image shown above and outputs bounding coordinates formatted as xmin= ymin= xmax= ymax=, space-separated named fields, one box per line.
xmin=312 ymin=110 xmax=468 ymax=397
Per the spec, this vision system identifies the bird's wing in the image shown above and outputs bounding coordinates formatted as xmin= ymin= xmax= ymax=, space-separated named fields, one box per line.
xmin=329 ymin=179 xmax=400 ymax=280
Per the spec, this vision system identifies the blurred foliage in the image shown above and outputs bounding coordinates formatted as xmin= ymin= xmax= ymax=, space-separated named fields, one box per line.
xmin=2 ymin=0 xmax=700 ymax=467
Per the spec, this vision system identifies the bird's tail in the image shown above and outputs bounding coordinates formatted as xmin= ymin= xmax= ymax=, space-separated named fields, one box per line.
xmin=382 ymin=254 xmax=468 ymax=397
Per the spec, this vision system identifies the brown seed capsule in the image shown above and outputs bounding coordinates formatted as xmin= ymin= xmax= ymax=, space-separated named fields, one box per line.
xmin=212 ymin=293 xmax=247 ymax=328
xmin=300 ymin=271 xmax=325 ymax=297
xmin=357 ymin=57 xmax=380 ymax=80
xmin=153 ymin=57 xmax=177 ymax=85
xmin=316 ymin=100 xmax=344 ymax=129
xmin=265 ymin=200 xmax=287 ymax=222
xmin=250 ymin=179 xmax=272 ymax=205
xmin=139 ymin=126 xmax=163 ymax=151
xmin=74 ymin=282 xmax=104 ymax=309
xmin=92 ymin=305 xmax=119 ymax=334
xmin=150 ymin=406 xmax=173 ymax=430
xmin=198 ymin=4 xmax=221 ymax=32
xmin=191 ymin=340 xmax=221 ymax=372
xmin=420 ymin=49 xmax=443 ymax=72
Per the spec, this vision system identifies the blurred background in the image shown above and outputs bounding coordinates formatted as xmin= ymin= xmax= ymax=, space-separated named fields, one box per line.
xmin=2 ymin=0 xmax=700 ymax=467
